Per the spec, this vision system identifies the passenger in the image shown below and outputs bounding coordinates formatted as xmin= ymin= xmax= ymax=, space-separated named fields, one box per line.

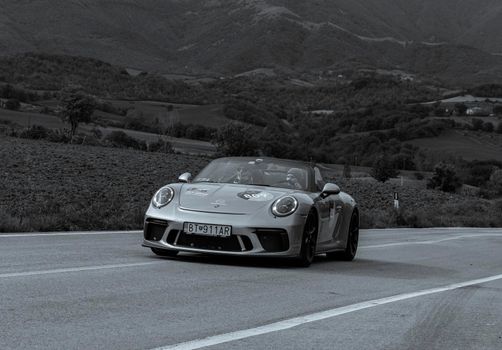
xmin=232 ymin=166 xmax=254 ymax=184
xmin=286 ymin=168 xmax=304 ymax=190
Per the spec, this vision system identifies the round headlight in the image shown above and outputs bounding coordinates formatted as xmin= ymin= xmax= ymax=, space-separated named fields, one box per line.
xmin=152 ymin=187 xmax=174 ymax=208
xmin=271 ymin=196 xmax=298 ymax=217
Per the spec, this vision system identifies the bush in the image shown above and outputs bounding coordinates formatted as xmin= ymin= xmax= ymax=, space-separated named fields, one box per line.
xmin=471 ymin=118 xmax=484 ymax=131
xmin=212 ymin=122 xmax=259 ymax=156
xmin=343 ymin=163 xmax=352 ymax=179
xmin=46 ymin=129 xmax=71 ymax=143
xmin=148 ymin=138 xmax=174 ymax=153
xmin=463 ymin=161 xmax=499 ymax=187
xmin=371 ymin=155 xmax=399 ymax=182
xmin=104 ymin=130 xmax=146 ymax=150
xmin=18 ymin=125 xmax=49 ymax=140
xmin=72 ymin=134 xmax=102 ymax=146
xmin=482 ymin=122 xmax=494 ymax=132
xmin=487 ymin=169 xmax=502 ymax=196
xmin=427 ymin=163 xmax=461 ymax=192
xmin=414 ymin=172 xmax=424 ymax=180
xmin=5 ymin=98 xmax=21 ymax=110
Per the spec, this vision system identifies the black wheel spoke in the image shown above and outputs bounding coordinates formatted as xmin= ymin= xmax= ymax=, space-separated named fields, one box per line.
xmin=297 ymin=212 xmax=317 ymax=267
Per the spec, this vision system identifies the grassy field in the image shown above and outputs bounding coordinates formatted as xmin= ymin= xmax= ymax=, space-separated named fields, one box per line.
xmin=409 ymin=129 xmax=502 ymax=161
xmin=103 ymin=99 xmax=230 ymax=128
xmin=2 ymin=135 xmax=501 ymax=232
xmin=0 ymin=136 xmax=209 ymax=232
xmin=5 ymin=96 xmax=231 ymax=129
xmin=0 ymin=109 xmax=65 ymax=129
xmin=0 ymin=108 xmax=215 ymax=155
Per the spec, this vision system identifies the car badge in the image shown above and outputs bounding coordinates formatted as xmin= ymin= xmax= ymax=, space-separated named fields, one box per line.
xmin=211 ymin=199 xmax=227 ymax=208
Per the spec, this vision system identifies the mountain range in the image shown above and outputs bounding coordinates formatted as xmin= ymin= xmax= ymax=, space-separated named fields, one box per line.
xmin=1 ymin=0 xmax=502 ymax=83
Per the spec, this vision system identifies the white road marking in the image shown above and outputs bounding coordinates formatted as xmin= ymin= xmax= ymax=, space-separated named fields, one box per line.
xmin=0 ymin=230 xmax=141 ymax=238
xmin=361 ymin=233 xmax=502 ymax=249
xmin=0 ymin=261 xmax=161 ymax=279
xmin=153 ymin=273 xmax=502 ymax=350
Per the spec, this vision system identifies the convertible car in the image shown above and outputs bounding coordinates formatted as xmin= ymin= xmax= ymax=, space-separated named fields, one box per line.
xmin=142 ymin=157 xmax=359 ymax=266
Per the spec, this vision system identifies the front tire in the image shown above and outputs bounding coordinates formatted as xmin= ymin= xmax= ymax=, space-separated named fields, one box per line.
xmin=296 ymin=211 xmax=318 ymax=267
xmin=151 ymin=247 xmax=178 ymax=257
xmin=327 ymin=210 xmax=359 ymax=261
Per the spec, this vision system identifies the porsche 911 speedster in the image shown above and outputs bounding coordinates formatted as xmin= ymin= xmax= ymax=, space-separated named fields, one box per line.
xmin=142 ymin=157 xmax=359 ymax=266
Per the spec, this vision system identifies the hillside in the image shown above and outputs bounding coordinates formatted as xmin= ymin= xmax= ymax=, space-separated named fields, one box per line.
xmin=1 ymin=0 xmax=502 ymax=83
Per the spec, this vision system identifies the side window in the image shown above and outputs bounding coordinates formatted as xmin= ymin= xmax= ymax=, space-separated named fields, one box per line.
xmin=314 ymin=167 xmax=325 ymax=191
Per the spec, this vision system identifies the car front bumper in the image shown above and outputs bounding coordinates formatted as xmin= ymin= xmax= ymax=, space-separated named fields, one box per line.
xmin=142 ymin=204 xmax=307 ymax=257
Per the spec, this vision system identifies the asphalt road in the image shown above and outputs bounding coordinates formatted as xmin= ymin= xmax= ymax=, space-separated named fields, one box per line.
xmin=1 ymin=228 xmax=502 ymax=350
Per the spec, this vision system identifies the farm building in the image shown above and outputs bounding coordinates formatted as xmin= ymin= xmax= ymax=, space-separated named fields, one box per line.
xmin=466 ymin=107 xmax=491 ymax=116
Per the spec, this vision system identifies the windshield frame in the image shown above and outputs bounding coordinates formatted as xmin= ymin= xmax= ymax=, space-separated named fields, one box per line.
xmin=192 ymin=157 xmax=313 ymax=191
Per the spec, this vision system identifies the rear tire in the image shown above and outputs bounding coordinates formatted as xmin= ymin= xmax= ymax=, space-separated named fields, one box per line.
xmin=326 ymin=210 xmax=359 ymax=261
xmin=295 ymin=211 xmax=318 ymax=267
xmin=151 ymin=247 xmax=178 ymax=257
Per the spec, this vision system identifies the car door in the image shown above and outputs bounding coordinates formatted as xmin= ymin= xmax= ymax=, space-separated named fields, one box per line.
xmin=313 ymin=167 xmax=341 ymax=246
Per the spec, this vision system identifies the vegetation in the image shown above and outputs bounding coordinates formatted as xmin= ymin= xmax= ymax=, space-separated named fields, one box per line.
xmin=467 ymin=84 xmax=502 ymax=98
xmin=59 ymin=93 xmax=96 ymax=138
xmin=0 ymin=54 xmax=209 ymax=103
xmin=4 ymin=99 xmax=21 ymax=110
xmin=6 ymin=124 xmax=177 ymax=155
xmin=0 ymin=137 xmax=208 ymax=232
xmin=167 ymin=122 xmax=215 ymax=141
xmin=2 ymin=136 xmax=501 ymax=232
xmin=212 ymin=123 xmax=259 ymax=156
xmin=0 ymin=83 xmax=42 ymax=103
xmin=488 ymin=170 xmax=502 ymax=196
xmin=427 ymin=163 xmax=462 ymax=192
xmin=343 ymin=163 xmax=352 ymax=179
xmin=1 ymin=53 xmax=502 ymax=230
xmin=371 ymin=156 xmax=399 ymax=182
xmin=104 ymin=130 xmax=147 ymax=151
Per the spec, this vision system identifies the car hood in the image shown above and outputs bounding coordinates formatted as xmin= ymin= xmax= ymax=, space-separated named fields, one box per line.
xmin=179 ymin=183 xmax=293 ymax=214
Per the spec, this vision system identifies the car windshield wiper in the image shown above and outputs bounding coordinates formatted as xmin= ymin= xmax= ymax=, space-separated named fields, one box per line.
xmin=193 ymin=180 xmax=217 ymax=183
xmin=251 ymin=184 xmax=271 ymax=187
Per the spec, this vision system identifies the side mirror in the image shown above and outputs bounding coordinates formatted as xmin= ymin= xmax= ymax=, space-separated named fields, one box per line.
xmin=321 ymin=183 xmax=340 ymax=198
xmin=178 ymin=172 xmax=192 ymax=183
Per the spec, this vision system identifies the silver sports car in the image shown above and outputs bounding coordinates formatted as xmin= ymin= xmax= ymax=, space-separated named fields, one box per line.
xmin=142 ymin=157 xmax=359 ymax=266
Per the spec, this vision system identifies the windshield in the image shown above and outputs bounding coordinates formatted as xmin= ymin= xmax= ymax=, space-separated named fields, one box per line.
xmin=193 ymin=158 xmax=310 ymax=191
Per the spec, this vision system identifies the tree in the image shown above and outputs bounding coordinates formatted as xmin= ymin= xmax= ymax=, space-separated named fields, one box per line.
xmin=343 ymin=162 xmax=352 ymax=179
xmin=212 ymin=122 xmax=259 ymax=156
xmin=427 ymin=163 xmax=461 ymax=192
xmin=371 ymin=155 xmax=398 ymax=182
xmin=60 ymin=93 xmax=96 ymax=138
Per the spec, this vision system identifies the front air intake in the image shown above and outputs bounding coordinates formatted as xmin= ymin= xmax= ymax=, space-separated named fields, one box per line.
xmin=254 ymin=229 xmax=289 ymax=252
xmin=144 ymin=219 xmax=168 ymax=241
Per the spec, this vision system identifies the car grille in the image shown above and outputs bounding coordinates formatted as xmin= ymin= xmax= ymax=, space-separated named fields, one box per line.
xmin=254 ymin=229 xmax=289 ymax=252
xmin=144 ymin=219 xmax=168 ymax=241
xmin=168 ymin=230 xmax=250 ymax=252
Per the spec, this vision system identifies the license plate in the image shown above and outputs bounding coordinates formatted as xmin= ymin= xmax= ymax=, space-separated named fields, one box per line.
xmin=183 ymin=222 xmax=232 ymax=237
